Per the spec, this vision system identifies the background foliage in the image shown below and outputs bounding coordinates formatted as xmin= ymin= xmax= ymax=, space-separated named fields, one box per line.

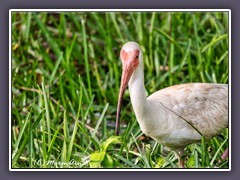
xmin=11 ymin=11 xmax=229 ymax=168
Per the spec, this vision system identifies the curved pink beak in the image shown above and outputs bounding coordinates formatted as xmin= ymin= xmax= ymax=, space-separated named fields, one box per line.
xmin=115 ymin=65 xmax=134 ymax=135
xmin=115 ymin=49 xmax=139 ymax=135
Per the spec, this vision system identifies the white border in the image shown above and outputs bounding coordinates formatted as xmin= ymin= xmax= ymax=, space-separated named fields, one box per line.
xmin=9 ymin=9 xmax=231 ymax=171
xmin=228 ymin=9 xmax=231 ymax=171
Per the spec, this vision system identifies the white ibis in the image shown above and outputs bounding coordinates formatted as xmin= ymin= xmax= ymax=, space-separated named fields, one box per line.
xmin=115 ymin=41 xmax=228 ymax=168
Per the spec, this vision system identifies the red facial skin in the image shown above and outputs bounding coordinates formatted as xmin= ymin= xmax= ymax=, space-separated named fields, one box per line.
xmin=115 ymin=49 xmax=139 ymax=135
xmin=120 ymin=49 xmax=139 ymax=70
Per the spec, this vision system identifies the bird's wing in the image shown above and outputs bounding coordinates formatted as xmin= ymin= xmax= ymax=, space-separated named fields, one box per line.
xmin=148 ymin=83 xmax=228 ymax=138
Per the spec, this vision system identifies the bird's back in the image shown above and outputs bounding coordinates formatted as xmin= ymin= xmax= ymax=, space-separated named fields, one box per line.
xmin=146 ymin=83 xmax=228 ymax=149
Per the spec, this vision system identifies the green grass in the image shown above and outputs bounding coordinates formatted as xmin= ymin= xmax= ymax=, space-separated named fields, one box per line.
xmin=11 ymin=11 xmax=229 ymax=168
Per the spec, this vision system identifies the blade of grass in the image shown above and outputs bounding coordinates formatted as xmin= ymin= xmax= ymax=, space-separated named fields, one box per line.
xmin=110 ymin=12 xmax=124 ymax=41
xmin=49 ymin=52 xmax=63 ymax=85
xmin=81 ymin=16 xmax=92 ymax=98
xmin=210 ymin=138 xmax=228 ymax=166
xmin=169 ymin=34 xmax=174 ymax=86
xmin=13 ymin=110 xmax=31 ymax=155
xmin=92 ymin=103 xmax=109 ymax=138
xmin=24 ymin=12 xmax=32 ymax=41
xmin=131 ymin=133 xmax=150 ymax=168
xmin=201 ymin=34 xmax=228 ymax=53
xmin=201 ymin=136 xmax=206 ymax=167
xmin=114 ymin=154 xmax=140 ymax=168
xmin=33 ymin=13 xmax=62 ymax=57
xmin=194 ymin=148 xmax=199 ymax=168
xmin=12 ymin=135 xmax=29 ymax=166
xmin=159 ymin=101 xmax=205 ymax=138
xmin=42 ymin=81 xmax=51 ymax=147
xmin=41 ymin=110 xmax=47 ymax=167
xmin=148 ymin=12 xmax=156 ymax=71
xmin=136 ymin=13 xmax=143 ymax=43
xmin=59 ymin=13 xmax=67 ymax=38
xmin=47 ymin=123 xmax=63 ymax=159
xmin=77 ymin=122 xmax=100 ymax=150
xmin=106 ymin=13 xmax=119 ymax=92
xmin=192 ymin=14 xmax=203 ymax=71
xmin=67 ymin=86 xmax=83 ymax=161
xmin=154 ymin=27 xmax=183 ymax=55
xmin=83 ymin=94 xmax=95 ymax=123
xmin=176 ymin=38 xmax=192 ymax=76
xmin=29 ymin=112 xmax=33 ymax=168
xmin=61 ymin=111 xmax=68 ymax=167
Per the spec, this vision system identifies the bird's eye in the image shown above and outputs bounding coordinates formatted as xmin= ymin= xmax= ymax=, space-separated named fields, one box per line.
xmin=136 ymin=55 xmax=139 ymax=59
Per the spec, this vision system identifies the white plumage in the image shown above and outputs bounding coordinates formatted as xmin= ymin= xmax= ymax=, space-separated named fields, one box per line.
xmin=116 ymin=42 xmax=228 ymax=167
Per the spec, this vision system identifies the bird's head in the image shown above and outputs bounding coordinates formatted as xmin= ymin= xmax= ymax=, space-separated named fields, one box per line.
xmin=120 ymin=41 xmax=143 ymax=71
xmin=115 ymin=41 xmax=142 ymax=135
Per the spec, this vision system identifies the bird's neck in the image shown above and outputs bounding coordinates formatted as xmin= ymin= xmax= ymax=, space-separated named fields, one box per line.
xmin=128 ymin=65 xmax=148 ymax=119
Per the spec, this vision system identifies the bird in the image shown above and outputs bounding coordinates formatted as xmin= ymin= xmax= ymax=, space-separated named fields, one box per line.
xmin=115 ymin=41 xmax=228 ymax=168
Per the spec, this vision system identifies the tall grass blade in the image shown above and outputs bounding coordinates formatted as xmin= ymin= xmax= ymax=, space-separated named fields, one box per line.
xmin=42 ymin=81 xmax=51 ymax=147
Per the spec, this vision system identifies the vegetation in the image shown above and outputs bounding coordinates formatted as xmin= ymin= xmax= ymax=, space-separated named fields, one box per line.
xmin=11 ymin=11 xmax=229 ymax=168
